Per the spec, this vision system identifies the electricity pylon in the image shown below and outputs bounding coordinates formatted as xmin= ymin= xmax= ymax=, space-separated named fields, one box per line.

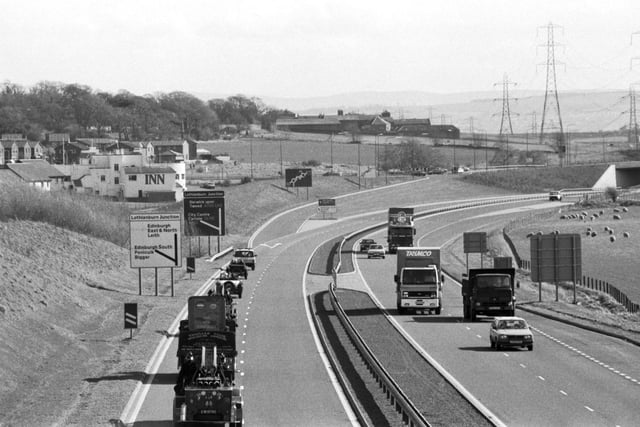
xmin=539 ymin=22 xmax=564 ymax=144
xmin=494 ymin=73 xmax=517 ymax=135
xmin=629 ymin=86 xmax=639 ymax=150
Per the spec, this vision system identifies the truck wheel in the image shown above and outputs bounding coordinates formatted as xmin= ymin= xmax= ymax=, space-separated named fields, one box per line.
xmin=470 ymin=309 xmax=477 ymax=322
xmin=251 ymin=265 xmax=255 ymax=270
xmin=528 ymin=345 xmax=533 ymax=351
xmin=397 ymin=305 xmax=405 ymax=315
xmin=435 ymin=307 xmax=441 ymax=315
xmin=490 ymin=338 xmax=495 ymax=349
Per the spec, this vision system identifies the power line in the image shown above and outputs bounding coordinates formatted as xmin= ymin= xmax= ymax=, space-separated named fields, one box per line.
xmin=494 ymin=73 xmax=517 ymax=135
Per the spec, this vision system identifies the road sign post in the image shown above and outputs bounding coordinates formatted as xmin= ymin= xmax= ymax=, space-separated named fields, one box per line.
xmin=129 ymin=213 xmax=182 ymax=296
xmin=124 ymin=303 xmax=138 ymax=339
xmin=183 ymin=191 xmax=225 ymax=257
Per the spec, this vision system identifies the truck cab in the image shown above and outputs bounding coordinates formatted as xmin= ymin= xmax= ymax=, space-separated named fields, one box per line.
xmin=394 ymin=247 xmax=444 ymax=314
xmin=462 ymin=268 xmax=516 ymax=322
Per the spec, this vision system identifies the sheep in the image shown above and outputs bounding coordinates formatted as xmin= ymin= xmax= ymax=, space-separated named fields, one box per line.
xmin=613 ymin=214 xmax=622 ymax=220
xmin=623 ymin=232 xmax=630 ymax=238
xmin=610 ymin=236 xmax=616 ymax=242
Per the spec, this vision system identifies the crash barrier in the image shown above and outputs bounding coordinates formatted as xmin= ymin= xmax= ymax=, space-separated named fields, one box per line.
xmin=328 ymin=279 xmax=430 ymax=427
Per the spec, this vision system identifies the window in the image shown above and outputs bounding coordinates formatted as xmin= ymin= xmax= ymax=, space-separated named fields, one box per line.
xmin=100 ymin=175 xmax=106 ymax=182
xmin=114 ymin=177 xmax=119 ymax=184
xmin=129 ymin=175 xmax=137 ymax=181
xmin=114 ymin=164 xmax=119 ymax=171
xmin=176 ymin=174 xmax=179 ymax=180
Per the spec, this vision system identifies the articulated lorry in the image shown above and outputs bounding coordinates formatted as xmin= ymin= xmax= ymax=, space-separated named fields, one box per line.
xmin=387 ymin=207 xmax=416 ymax=254
xmin=462 ymin=268 xmax=516 ymax=322
xmin=173 ymin=295 xmax=243 ymax=426
xmin=394 ymin=247 xmax=444 ymax=314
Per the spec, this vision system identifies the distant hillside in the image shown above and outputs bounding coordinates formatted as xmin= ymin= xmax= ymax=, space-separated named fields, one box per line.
xmin=257 ymin=90 xmax=629 ymax=135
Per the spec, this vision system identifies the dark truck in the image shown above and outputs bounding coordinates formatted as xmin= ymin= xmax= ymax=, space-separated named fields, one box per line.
xmin=462 ymin=268 xmax=516 ymax=322
xmin=173 ymin=295 xmax=243 ymax=426
xmin=387 ymin=207 xmax=416 ymax=254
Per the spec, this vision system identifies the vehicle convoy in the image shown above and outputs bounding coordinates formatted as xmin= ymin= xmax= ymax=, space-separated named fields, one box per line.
xmin=489 ymin=316 xmax=534 ymax=351
xmin=226 ymin=258 xmax=248 ymax=279
xmin=387 ymin=207 xmax=416 ymax=254
xmin=174 ymin=295 xmax=243 ymax=426
xmin=462 ymin=268 xmax=516 ymax=322
xmin=233 ymin=248 xmax=256 ymax=270
xmin=394 ymin=247 xmax=444 ymax=314
xmin=214 ymin=270 xmax=243 ymax=298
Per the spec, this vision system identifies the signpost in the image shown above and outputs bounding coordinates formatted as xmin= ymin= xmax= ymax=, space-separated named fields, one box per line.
xmin=530 ymin=233 xmax=582 ymax=302
xmin=285 ymin=168 xmax=312 ymax=199
xmin=463 ymin=231 xmax=487 ymax=271
xmin=318 ymin=198 xmax=337 ymax=219
xmin=183 ymin=190 xmax=225 ymax=254
xmin=124 ymin=303 xmax=137 ymax=339
xmin=129 ymin=213 xmax=182 ymax=296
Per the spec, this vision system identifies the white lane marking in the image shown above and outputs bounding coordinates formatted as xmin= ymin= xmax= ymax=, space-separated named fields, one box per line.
xmin=585 ymin=406 xmax=594 ymax=412
xmin=303 ymin=241 xmax=359 ymax=426
xmin=476 ymin=335 xmax=482 ymax=339
xmin=560 ymin=390 xmax=567 ymax=396
xmin=519 ymin=364 xmax=527 ymax=368
xmin=352 ymin=257 xmax=507 ymax=427
xmin=531 ymin=326 xmax=640 ymax=386
xmin=538 ymin=376 xmax=545 ymax=381
xmin=119 ymin=271 xmax=220 ymax=424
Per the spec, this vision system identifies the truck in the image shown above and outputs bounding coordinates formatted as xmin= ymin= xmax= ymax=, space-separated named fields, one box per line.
xmin=173 ymin=295 xmax=243 ymax=426
xmin=387 ymin=207 xmax=416 ymax=254
xmin=394 ymin=247 xmax=444 ymax=314
xmin=461 ymin=268 xmax=516 ymax=322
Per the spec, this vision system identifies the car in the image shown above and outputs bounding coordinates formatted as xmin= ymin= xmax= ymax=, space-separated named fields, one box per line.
xmin=549 ymin=191 xmax=563 ymax=201
xmin=489 ymin=316 xmax=534 ymax=351
xmin=428 ymin=167 xmax=447 ymax=175
xmin=226 ymin=258 xmax=248 ymax=279
xmin=233 ymin=248 xmax=257 ymax=270
xmin=213 ymin=270 xmax=243 ymax=298
xmin=367 ymin=244 xmax=386 ymax=259
xmin=201 ymin=182 xmax=216 ymax=189
xmin=359 ymin=238 xmax=376 ymax=252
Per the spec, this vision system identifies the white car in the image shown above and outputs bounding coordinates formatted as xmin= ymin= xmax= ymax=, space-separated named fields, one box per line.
xmin=549 ymin=191 xmax=563 ymax=201
xmin=489 ymin=316 xmax=534 ymax=351
xmin=367 ymin=244 xmax=386 ymax=259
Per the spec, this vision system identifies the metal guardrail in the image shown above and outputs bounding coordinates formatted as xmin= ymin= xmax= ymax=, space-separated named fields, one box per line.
xmin=327 ymin=194 xmax=547 ymax=426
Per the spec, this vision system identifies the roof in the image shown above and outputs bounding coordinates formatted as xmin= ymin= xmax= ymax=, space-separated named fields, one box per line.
xmin=276 ymin=117 xmax=341 ymax=126
xmin=124 ymin=166 xmax=175 ymax=174
xmin=76 ymin=138 xmax=118 ymax=146
xmin=6 ymin=160 xmax=66 ymax=181
xmin=145 ymin=140 xmax=186 ymax=147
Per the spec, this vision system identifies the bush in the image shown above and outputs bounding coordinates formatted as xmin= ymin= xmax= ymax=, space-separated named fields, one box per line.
xmin=302 ymin=159 xmax=320 ymax=167
xmin=605 ymin=186 xmax=618 ymax=202
xmin=240 ymin=176 xmax=252 ymax=184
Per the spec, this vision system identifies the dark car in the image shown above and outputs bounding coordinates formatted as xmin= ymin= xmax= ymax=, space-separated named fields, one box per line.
xmin=359 ymin=238 xmax=376 ymax=252
xmin=428 ymin=167 xmax=447 ymax=175
xmin=226 ymin=258 xmax=248 ymax=279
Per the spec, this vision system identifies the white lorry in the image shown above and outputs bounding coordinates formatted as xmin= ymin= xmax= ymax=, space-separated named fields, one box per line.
xmin=394 ymin=247 xmax=444 ymax=314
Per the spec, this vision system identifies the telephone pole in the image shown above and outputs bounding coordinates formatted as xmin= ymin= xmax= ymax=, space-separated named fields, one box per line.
xmin=538 ymin=22 xmax=565 ymax=145
xmin=629 ymin=86 xmax=639 ymax=150
xmin=494 ymin=73 xmax=517 ymax=135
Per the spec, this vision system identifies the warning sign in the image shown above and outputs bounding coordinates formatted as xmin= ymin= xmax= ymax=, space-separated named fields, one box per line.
xmin=129 ymin=213 xmax=182 ymax=268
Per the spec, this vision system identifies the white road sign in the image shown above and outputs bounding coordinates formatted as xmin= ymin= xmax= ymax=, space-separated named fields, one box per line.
xmin=129 ymin=213 xmax=182 ymax=268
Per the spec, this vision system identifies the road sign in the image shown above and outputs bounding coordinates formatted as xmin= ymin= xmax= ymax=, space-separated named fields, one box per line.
xmin=183 ymin=190 xmax=225 ymax=236
xmin=129 ymin=213 xmax=182 ymax=268
xmin=187 ymin=257 xmax=196 ymax=273
xmin=464 ymin=232 xmax=487 ymax=253
xmin=124 ymin=303 xmax=138 ymax=329
xmin=285 ymin=168 xmax=312 ymax=187
xmin=530 ymin=233 xmax=582 ymax=282
xmin=318 ymin=198 xmax=337 ymax=215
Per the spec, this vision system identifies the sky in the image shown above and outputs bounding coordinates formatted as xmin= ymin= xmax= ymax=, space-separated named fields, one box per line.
xmin=2 ymin=0 xmax=640 ymax=99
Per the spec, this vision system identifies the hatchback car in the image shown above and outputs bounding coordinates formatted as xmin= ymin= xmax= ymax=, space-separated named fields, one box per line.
xmin=367 ymin=244 xmax=386 ymax=259
xmin=490 ymin=316 xmax=534 ymax=351
xmin=359 ymin=239 xmax=376 ymax=252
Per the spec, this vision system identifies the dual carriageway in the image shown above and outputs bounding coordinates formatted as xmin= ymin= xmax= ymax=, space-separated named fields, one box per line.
xmin=122 ymin=177 xmax=640 ymax=427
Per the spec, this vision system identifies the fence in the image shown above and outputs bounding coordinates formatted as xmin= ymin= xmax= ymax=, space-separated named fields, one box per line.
xmin=504 ymin=227 xmax=639 ymax=314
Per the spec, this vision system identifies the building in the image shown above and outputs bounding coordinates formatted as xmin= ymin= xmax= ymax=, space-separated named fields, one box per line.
xmin=1 ymin=134 xmax=44 ymax=163
xmin=3 ymin=159 xmax=66 ymax=191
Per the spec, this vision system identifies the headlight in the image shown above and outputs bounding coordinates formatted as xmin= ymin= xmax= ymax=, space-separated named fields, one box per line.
xmin=499 ymin=335 xmax=507 ymax=340
xmin=524 ymin=335 xmax=531 ymax=340
xmin=475 ymin=302 xmax=481 ymax=306
xmin=402 ymin=292 xmax=408 ymax=297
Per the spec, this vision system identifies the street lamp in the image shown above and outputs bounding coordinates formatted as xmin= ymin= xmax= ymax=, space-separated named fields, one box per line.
xmin=250 ymin=138 xmax=254 ymax=179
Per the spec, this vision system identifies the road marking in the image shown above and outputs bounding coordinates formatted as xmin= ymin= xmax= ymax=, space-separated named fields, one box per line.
xmin=560 ymin=390 xmax=567 ymax=396
xmin=519 ymin=364 xmax=527 ymax=368
xmin=538 ymin=376 xmax=545 ymax=381
xmin=532 ymin=325 xmax=640 ymax=386
xmin=476 ymin=334 xmax=482 ymax=339
xmin=585 ymin=406 xmax=594 ymax=412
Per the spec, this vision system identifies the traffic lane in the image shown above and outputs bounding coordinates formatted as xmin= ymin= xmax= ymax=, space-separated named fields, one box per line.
xmin=241 ymin=222 xmax=365 ymax=426
xmin=358 ymin=208 xmax=640 ymax=427
xmin=359 ymin=251 xmax=635 ymax=426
